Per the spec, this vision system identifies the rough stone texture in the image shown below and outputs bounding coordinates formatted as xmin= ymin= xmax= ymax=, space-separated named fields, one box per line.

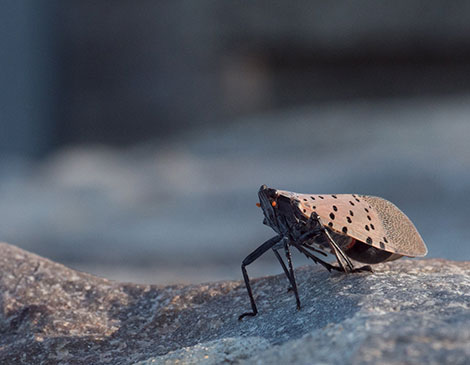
xmin=0 ymin=242 xmax=469 ymax=364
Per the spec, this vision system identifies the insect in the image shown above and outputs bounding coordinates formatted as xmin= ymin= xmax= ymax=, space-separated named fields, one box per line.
xmin=239 ymin=185 xmax=427 ymax=320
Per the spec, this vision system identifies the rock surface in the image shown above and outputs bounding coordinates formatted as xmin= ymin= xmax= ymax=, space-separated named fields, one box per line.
xmin=0 ymin=242 xmax=469 ymax=364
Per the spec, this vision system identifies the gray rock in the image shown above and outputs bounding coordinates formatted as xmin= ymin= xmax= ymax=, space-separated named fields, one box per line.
xmin=137 ymin=337 xmax=271 ymax=365
xmin=0 ymin=242 xmax=469 ymax=364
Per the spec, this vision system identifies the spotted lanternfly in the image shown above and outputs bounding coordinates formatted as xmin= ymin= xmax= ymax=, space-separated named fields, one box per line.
xmin=239 ymin=185 xmax=427 ymax=320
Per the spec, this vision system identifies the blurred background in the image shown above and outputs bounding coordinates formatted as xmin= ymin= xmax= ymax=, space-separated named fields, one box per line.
xmin=1 ymin=1 xmax=470 ymax=284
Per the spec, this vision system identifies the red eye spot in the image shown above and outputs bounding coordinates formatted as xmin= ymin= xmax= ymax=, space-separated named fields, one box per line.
xmin=256 ymin=202 xmax=261 ymax=208
xmin=271 ymin=201 xmax=277 ymax=207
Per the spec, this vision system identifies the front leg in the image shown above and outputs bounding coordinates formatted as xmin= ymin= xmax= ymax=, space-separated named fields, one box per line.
xmin=239 ymin=235 xmax=283 ymax=320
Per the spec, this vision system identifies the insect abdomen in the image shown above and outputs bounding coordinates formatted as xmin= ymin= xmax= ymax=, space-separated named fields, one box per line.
xmin=344 ymin=240 xmax=403 ymax=264
xmin=313 ymin=230 xmax=403 ymax=264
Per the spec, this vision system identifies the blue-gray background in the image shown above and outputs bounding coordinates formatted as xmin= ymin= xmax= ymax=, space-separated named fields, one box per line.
xmin=1 ymin=1 xmax=469 ymax=284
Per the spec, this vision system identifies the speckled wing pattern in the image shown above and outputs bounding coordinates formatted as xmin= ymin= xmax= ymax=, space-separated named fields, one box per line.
xmin=276 ymin=190 xmax=427 ymax=257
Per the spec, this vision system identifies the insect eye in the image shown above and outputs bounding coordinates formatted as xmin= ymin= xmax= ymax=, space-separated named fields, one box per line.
xmin=271 ymin=201 xmax=277 ymax=207
xmin=256 ymin=202 xmax=261 ymax=208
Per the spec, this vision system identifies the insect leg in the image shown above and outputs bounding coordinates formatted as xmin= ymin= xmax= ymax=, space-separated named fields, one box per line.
xmin=273 ymin=248 xmax=296 ymax=291
xmin=291 ymin=242 xmax=341 ymax=272
xmin=296 ymin=232 xmax=328 ymax=257
xmin=239 ymin=235 xmax=283 ymax=320
xmin=296 ymin=240 xmax=371 ymax=273
xmin=309 ymin=213 xmax=354 ymax=273
xmin=322 ymin=228 xmax=355 ymax=272
xmin=284 ymin=241 xmax=301 ymax=310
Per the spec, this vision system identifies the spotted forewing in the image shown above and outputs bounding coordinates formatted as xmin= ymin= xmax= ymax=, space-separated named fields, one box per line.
xmin=276 ymin=190 xmax=427 ymax=257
